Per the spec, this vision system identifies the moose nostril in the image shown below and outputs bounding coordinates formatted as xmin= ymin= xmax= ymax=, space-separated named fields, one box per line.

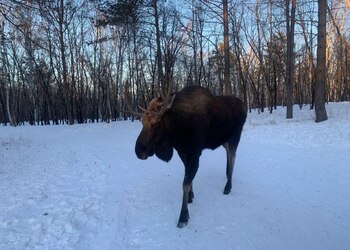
xmin=140 ymin=153 xmax=148 ymax=160
xmin=135 ymin=142 xmax=147 ymax=159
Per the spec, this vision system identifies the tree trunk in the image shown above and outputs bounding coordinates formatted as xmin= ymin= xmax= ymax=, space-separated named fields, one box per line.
xmin=153 ymin=0 xmax=164 ymax=92
xmin=285 ymin=0 xmax=296 ymax=119
xmin=315 ymin=0 xmax=328 ymax=122
xmin=6 ymin=85 xmax=15 ymax=126
xmin=59 ymin=0 xmax=74 ymax=124
xmin=223 ymin=0 xmax=232 ymax=96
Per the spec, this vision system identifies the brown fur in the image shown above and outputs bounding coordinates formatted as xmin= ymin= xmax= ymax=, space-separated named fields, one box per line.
xmin=135 ymin=86 xmax=247 ymax=227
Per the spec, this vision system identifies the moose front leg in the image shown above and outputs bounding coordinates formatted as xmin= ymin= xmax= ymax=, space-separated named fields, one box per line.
xmin=177 ymin=153 xmax=199 ymax=228
xmin=178 ymin=177 xmax=191 ymax=228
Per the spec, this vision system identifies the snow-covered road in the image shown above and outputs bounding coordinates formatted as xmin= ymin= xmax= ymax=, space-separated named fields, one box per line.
xmin=1 ymin=103 xmax=349 ymax=249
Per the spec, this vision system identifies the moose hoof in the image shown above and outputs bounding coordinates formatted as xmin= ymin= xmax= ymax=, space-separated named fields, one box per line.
xmin=177 ymin=221 xmax=188 ymax=228
xmin=178 ymin=210 xmax=189 ymax=228
xmin=223 ymin=183 xmax=232 ymax=195
xmin=223 ymin=187 xmax=231 ymax=195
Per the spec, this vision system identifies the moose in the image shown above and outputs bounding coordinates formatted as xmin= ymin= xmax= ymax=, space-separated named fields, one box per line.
xmin=132 ymin=86 xmax=247 ymax=228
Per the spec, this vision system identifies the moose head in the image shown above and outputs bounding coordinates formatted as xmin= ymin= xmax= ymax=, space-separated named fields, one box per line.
xmin=132 ymin=90 xmax=176 ymax=162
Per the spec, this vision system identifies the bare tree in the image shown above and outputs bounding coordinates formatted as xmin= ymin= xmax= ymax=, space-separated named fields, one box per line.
xmin=152 ymin=0 xmax=165 ymax=92
xmin=223 ymin=0 xmax=231 ymax=96
xmin=285 ymin=0 xmax=297 ymax=119
xmin=314 ymin=0 xmax=328 ymax=122
xmin=1 ymin=0 xmax=349 ymax=126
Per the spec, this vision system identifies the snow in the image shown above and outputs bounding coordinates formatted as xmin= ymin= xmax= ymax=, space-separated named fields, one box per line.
xmin=1 ymin=103 xmax=349 ymax=250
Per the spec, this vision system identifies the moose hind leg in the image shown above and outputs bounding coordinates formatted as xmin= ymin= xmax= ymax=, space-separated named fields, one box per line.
xmin=223 ymin=143 xmax=236 ymax=195
xmin=188 ymin=183 xmax=194 ymax=203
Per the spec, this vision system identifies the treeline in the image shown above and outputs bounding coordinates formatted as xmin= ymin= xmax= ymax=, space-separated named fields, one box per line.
xmin=0 ymin=0 xmax=349 ymax=126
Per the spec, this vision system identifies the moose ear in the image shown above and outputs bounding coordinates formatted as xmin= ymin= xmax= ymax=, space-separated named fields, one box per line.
xmin=155 ymin=140 xmax=173 ymax=162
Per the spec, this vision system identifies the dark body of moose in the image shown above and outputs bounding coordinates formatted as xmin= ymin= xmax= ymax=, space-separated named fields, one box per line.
xmin=134 ymin=86 xmax=247 ymax=228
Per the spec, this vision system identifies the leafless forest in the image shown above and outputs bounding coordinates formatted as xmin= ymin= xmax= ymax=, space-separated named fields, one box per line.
xmin=0 ymin=0 xmax=349 ymax=126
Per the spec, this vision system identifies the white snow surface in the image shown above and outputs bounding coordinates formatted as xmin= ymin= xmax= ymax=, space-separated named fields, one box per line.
xmin=1 ymin=103 xmax=349 ymax=250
